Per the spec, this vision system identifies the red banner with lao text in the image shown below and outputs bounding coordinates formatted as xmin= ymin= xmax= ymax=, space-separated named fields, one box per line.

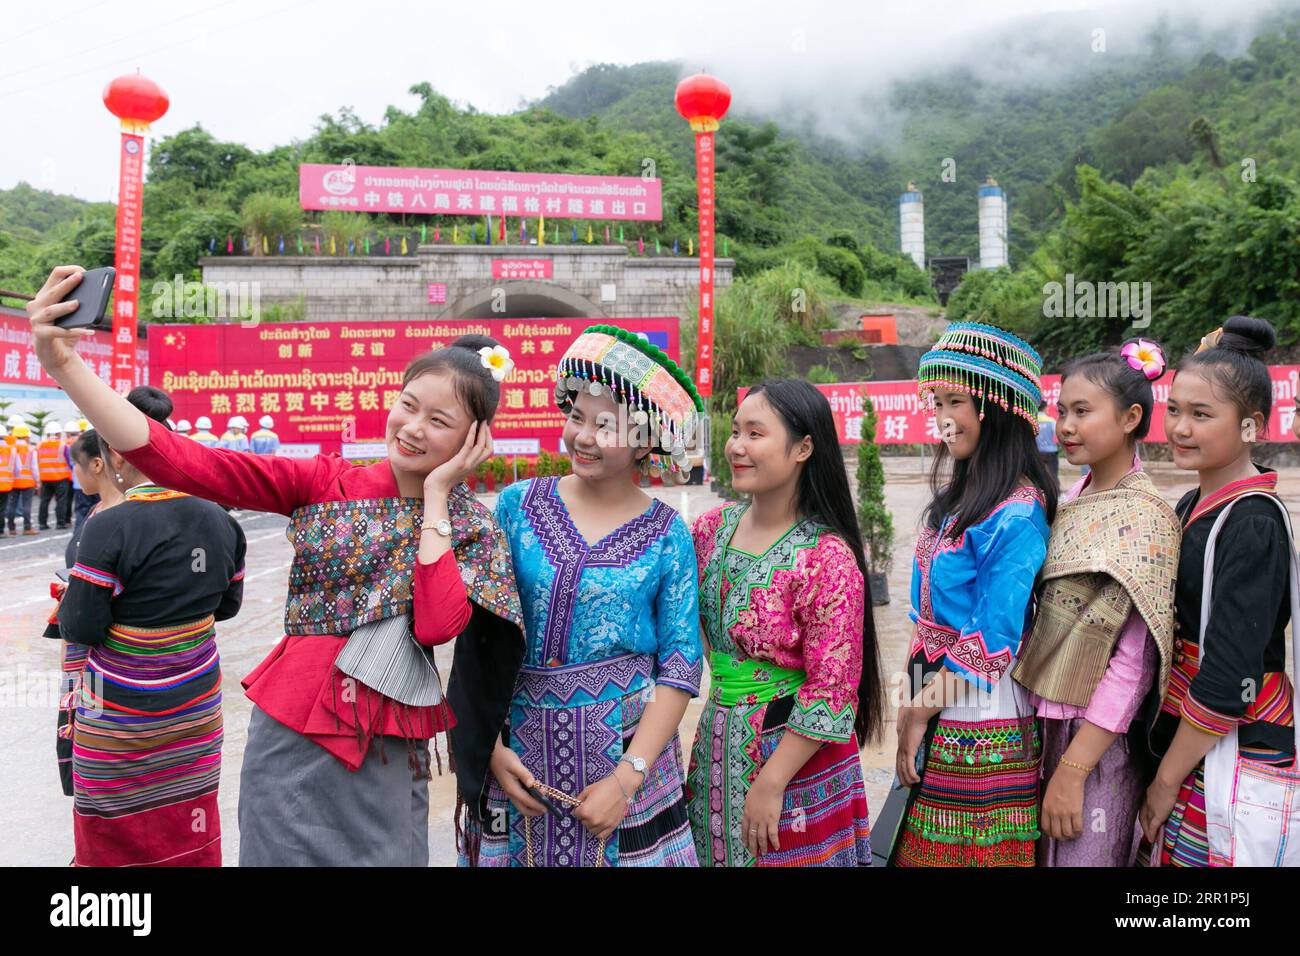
xmin=741 ymin=368 xmax=1300 ymax=444
xmin=151 ymin=318 xmax=679 ymax=457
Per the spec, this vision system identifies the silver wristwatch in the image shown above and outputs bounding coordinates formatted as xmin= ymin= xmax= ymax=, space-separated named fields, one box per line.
xmin=621 ymin=754 xmax=648 ymax=776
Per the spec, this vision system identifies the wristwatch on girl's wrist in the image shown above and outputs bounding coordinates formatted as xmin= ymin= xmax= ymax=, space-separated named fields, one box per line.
xmin=620 ymin=754 xmax=648 ymax=777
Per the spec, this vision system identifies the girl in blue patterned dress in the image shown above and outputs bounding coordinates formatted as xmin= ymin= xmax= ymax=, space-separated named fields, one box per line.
xmin=469 ymin=325 xmax=705 ymax=867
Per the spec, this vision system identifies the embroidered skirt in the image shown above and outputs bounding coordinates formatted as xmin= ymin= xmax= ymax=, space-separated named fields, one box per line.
xmin=73 ymin=617 xmax=224 ymax=867
xmin=685 ymin=693 xmax=871 ymax=867
xmin=471 ymin=653 xmax=696 ymax=867
xmin=893 ymin=715 xmax=1041 ymax=867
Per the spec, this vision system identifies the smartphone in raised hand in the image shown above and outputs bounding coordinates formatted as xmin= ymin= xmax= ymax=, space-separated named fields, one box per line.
xmin=53 ymin=266 xmax=115 ymax=330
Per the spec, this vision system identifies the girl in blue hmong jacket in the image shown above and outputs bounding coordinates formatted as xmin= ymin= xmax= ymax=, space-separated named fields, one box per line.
xmin=891 ymin=322 xmax=1058 ymax=867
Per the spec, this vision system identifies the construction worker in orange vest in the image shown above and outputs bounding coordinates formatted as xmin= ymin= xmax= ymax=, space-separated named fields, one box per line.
xmin=38 ymin=421 xmax=73 ymax=530
xmin=6 ymin=423 xmax=38 ymax=535
xmin=0 ymin=424 xmax=12 ymax=538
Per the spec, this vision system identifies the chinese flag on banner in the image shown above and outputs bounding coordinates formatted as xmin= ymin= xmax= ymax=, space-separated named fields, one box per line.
xmin=695 ymin=131 xmax=715 ymax=397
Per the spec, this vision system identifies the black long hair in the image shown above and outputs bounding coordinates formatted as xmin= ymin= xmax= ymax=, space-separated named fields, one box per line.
xmin=923 ymin=398 xmax=1058 ymax=539
xmin=743 ymin=379 xmax=884 ymax=746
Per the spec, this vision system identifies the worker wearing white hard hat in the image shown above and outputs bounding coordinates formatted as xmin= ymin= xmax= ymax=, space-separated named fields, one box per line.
xmin=64 ymin=420 xmax=83 ymax=434
xmin=250 ymin=415 xmax=280 ymax=456
xmin=218 ymin=416 xmax=251 ymax=452
xmin=6 ymin=414 xmax=23 ymax=428
xmin=37 ymin=421 xmax=72 ymax=529
xmin=175 ymin=419 xmax=192 ymax=434
xmin=190 ymin=416 xmax=220 ymax=448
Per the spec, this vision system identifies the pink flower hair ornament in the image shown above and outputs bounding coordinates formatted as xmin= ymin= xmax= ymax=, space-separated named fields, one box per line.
xmin=1121 ymin=339 xmax=1166 ymax=380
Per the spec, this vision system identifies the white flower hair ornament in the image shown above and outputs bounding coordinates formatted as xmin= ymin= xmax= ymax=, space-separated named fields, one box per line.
xmin=479 ymin=345 xmax=515 ymax=382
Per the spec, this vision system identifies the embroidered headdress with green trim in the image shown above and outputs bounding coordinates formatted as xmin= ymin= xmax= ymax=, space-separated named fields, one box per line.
xmin=554 ymin=324 xmax=705 ymax=481
xmin=917 ymin=321 xmax=1044 ymax=434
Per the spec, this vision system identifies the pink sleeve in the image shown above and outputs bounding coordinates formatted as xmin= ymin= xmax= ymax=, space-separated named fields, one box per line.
xmin=1081 ymin=607 xmax=1157 ymax=733
xmin=691 ymin=508 xmax=723 ymax=581
xmin=121 ymin=416 xmax=331 ymax=516
xmin=788 ymin=536 xmax=864 ymax=744
xmin=411 ymin=550 xmax=472 ymax=647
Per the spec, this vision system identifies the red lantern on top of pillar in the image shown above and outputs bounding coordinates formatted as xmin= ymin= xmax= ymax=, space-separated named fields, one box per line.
xmin=675 ymin=72 xmax=730 ymax=402
xmin=103 ymin=72 xmax=169 ymax=394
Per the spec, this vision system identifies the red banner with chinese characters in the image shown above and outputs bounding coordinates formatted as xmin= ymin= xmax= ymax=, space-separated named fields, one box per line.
xmin=0 ymin=311 xmax=147 ymax=389
xmin=111 ymin=133 xmax=144 ymax=394
xmin=150 ymin=318 xmax=680 ymax=457
xmin=695 ymin=132 xmax=715 ymax=397
xmin=491 ymin=258 xmax=553 ymax=280
xmin=299 ymin=164 xmax=662 ymax=220
xmin=741 ymin=368 xmax=1300 ymax=444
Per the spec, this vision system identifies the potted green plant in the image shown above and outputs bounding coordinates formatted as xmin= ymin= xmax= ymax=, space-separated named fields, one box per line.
xmin=856 ymin=393 xmax=894 ymax=606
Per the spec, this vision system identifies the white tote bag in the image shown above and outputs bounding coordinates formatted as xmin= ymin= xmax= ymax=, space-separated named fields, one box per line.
xmin=1199 ymin=493 xmax=1300 ymax=867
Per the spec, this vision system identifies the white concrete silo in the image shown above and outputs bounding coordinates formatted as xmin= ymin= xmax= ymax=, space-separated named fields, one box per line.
xmin=978 ymin=176 xmax=1008 ymax=269
xmin=899 ymin=182 xmax=925 ymax=271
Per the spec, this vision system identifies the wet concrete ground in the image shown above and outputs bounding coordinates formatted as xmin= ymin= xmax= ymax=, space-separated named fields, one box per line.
xmin=0 ymin=457 xmax=1287 ymax=865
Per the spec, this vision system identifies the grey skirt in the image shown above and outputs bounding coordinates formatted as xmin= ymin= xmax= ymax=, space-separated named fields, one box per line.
xmin=238 ymin=705 xmax=430 ymax=866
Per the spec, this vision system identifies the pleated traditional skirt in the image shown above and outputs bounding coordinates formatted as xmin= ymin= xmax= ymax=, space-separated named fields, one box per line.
xmin=237 ymin=704 xmax=431 ymax=866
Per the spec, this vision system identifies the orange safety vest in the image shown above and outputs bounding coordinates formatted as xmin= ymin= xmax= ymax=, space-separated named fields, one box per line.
xmin=37 ymin=439 xmax=71 ymax=482
xmin=12 ymin=442 xmax=36 ymax=489
xmin=0 ymin=443 xmax=13 ymax=492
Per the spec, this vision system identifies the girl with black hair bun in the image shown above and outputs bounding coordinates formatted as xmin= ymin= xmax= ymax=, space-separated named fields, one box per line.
xmin=892 ymin=322 xmax=1056 ymax=867
xmin=686 ymin=377 xmax=882 ymax=866
xmin=1138 ymin=315 xmax=1299 ymax=867
xmin=1012 ymin=338 xmax=1181 ymax=866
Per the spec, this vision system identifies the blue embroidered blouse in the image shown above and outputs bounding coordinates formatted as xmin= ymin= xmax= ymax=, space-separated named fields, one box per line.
xmin=909 ymin=486 xmax=1050 ymax=692
xmin=495 ymin=477 xmax=703 ymax=697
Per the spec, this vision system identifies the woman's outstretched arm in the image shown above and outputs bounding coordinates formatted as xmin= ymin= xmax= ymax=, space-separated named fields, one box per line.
xmin=28 ymin=266 xmax=324 ymax=515
xmin=28 ymin=267 xmax=150 ymax=452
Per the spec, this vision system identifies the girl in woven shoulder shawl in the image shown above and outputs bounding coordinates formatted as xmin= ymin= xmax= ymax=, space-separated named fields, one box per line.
xmin=1012 ymin=340 xmax=1180 ymax=867
xmin=891 ymin=322 xmax=1058 ymax=867
xmin=687 ymin=379 xmax=884 ymax=867
xmin=1138 ymin=316 xmax=1297 ymax=867
xmin=465 ymin=325 xmax=705 ymax=867
xmin=29 ymin=265 xmax=526 ymax=867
